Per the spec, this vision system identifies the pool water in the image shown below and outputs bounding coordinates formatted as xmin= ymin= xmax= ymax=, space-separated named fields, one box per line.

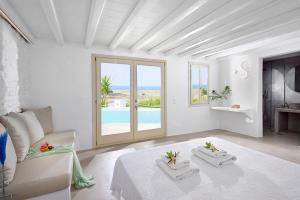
xmin=101 ymin=108 xmax=160 ymax=124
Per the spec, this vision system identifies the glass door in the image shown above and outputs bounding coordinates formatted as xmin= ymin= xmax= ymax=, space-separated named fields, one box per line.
xmin=96 ymin=57 xmax=134 ymax=146
xmin=95 ymin=56 xmax=165 ymax=146
xmin=134 ymin=61 xmax=165 ymax=140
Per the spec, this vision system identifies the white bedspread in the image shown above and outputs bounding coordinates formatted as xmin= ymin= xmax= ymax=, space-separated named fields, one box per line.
xmin=110 ymin=137 xmax=300 ymax=200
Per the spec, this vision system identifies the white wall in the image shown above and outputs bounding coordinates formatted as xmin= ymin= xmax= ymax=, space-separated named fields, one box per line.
xmin=26 ymin=40 xmax=220 ymax=150
xmin=17 ymin=34 xmax=300 ymax=150
xmin=215 ymin=38 xmax=300 ymax=138
xmin=167 ymin=58 xmax=220 ymax=135
xmin=0 ymin=18 xmax=29 ymax=115
xmin=216 ymin=55 xmax=263 ymax=137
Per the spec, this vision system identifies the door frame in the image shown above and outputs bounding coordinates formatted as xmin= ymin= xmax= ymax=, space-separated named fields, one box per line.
xmin=92 ymin=54 xmax=167 ymax=148
xmin=133 ymin=60 xmax=166 ymax=141
xmin=95 ymin=57 xmax=134 ymax=146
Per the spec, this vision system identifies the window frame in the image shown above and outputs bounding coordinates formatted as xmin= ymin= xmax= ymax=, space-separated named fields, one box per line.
xmin=188 ymin=62 xmax=210 ymax=106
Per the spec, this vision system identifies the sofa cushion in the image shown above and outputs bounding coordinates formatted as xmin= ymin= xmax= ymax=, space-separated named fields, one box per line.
xmin=0 ymin=113 xmax=31 ymax=162
xmin=24 ymin=106 xmax=54 ymax=134
xmin=0 ymin=123 xmax=17 ymax=183
xmin=18 ymin=111 xmax=44 ymax=145
xmin=7 ymin=152 xmax=73 ymax=199
xmin=32 ymin=130 xmax=76 ymax=149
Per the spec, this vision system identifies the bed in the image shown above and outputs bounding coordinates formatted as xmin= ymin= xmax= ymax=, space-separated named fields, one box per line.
xmin=111 ymin=137 xmax=300 ymax=200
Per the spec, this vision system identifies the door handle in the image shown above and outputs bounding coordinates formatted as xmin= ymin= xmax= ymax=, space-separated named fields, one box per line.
xmin=135 ymin=99 xmax=138 ymax=109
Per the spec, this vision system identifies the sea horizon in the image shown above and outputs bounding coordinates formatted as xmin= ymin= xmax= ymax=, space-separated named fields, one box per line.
xmin=110 ymin=84 xmax=208 ymax=90
xmin=111 ymin=85 xmax=161 ymax=90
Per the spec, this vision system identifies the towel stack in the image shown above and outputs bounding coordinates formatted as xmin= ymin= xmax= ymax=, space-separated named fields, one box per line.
xmin=156 ymin=155 xmax=199 ymax=180
xmin=192 ymin=145 xmax=237 ymax=167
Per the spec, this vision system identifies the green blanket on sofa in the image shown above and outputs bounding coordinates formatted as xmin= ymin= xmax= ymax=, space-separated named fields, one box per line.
xmin=26 ymin=145 xmax=95 ymax=189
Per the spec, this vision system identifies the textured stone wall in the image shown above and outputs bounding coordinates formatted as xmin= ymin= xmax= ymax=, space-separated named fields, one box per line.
xmin=0 ymin=18 xmax=29 ymax=115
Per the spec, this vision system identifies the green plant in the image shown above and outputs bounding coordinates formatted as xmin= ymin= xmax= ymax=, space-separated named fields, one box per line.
xmin=138 ymin=97 xmax=160 ymax=108
xmin=100 ymin=75 xmax=112 ymax=107
xmin=125 ymin=100 xmax=130 ymax=107
xmin=192 ymin=96 xmax=199 ymax=103
xmin=209 ymin=90 xmax=223 ymax=101
xmin=201 ymin=88 xmax=208 ymax=101
xmin=166 ymin=150 xmax=180 ymax=165
xmin=165 ymin=150 xmax=179 ymax=160
xmin=205 ymin=142 xmax=213 ymax=149
xmin=204 ymin=142 xmax=217 ymax=152
xmin=221 ymin=85 xmax=231 ymax=99
xmin=201 ymin=88 xmax=207 ymax=96
xmin=209 ymin=85 xmax=231 ymax=101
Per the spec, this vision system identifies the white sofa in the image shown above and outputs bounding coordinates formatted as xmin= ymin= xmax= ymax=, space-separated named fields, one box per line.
xmin=7 ymin=130 xmax=76 ymax=200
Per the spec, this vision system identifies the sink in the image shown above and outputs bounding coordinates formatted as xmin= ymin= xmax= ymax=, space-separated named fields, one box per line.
xmin=289 ymin=103 xmax=300 ymax=110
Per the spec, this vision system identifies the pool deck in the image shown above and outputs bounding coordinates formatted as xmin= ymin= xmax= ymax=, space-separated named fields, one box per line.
xmin=102 ymin=123 xmax=160 ymax=135
xmin=102 ymin=107 xmax=160 ymax=111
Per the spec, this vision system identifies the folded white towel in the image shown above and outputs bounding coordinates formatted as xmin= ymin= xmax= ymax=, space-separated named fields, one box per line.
xmin=197 ymin=146 xmax=227 ymax=158
xmin=156 ymin=159 xmax=199 ymax=180
xmin=161 ymin=155 xmax=190 ymax=170
xmin=192 ymin=148 xmax=237 ymax=168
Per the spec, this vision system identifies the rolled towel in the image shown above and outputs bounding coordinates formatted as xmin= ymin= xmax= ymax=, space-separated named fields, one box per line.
xmin=161 ymin=155 xmax=190 ymax=170
xmin=156 ymin=159 xmax=199 ymax=180
xmin=192 ymin=148 xmax=237 ymax=168
xmin=197 ymin=146 xmax=227 ymax=158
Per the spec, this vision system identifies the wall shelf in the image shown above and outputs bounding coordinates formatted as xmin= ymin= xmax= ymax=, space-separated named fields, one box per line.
xmin=210 ymin=106 xmax=254 ymax=123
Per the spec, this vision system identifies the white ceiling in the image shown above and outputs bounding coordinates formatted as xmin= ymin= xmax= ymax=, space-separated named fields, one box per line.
xmin=5 ymin=0 xmax=300 ymax=58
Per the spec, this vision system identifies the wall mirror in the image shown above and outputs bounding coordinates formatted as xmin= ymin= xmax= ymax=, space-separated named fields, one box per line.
xmin=286 ymin=65 xmax=300 ymax=92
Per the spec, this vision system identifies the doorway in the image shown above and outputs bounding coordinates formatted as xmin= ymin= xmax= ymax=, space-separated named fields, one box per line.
xmin=93 ymin=55 xmax=166 ymax=147
xmin=262 ymin=53 xmax=300 ymax=135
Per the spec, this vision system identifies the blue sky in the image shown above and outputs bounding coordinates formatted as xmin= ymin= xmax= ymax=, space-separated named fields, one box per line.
xmin=101 ymin=63 xmax=161 ymax=87
xmin=137 ymin=65 xmax=161 ymax=87
xmin=191 ymin=66 xmax=208 ymax=87
xmin=101 ymin=63 xmax=130 ymax=86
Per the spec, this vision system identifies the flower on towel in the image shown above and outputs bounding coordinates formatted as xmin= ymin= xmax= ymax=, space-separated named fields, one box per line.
xmin=166 ymin=150 xmax=179 ymax=165
xmin=204 ymin=142 xmax=218 ymax=152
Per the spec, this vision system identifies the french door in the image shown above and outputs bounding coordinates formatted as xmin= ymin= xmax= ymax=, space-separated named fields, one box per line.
xmin=94 ymin=55 xmax=165 ymax=146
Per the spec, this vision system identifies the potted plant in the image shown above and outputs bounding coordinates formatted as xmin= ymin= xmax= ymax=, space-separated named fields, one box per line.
xmin=209 ymin=85 xmax=231 ymax=106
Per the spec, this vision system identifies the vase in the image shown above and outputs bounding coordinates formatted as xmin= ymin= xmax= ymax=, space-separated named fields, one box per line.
xmin=210 ymin=98 xmax=230 ymax=107
xmin=210 ymin=99 xmax=222 ymax=107
xmin=221 ymin=98 xmax=231 ymax=107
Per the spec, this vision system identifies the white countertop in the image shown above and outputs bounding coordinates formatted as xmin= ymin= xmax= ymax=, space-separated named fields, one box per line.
xmin=210 ymin=106 xmax=254 ymax=123
xmin=210 ymin=106 xmax=251 ymax=112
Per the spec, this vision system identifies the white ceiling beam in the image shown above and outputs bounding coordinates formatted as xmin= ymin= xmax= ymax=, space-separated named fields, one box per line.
xmin=40 ymin=0 xmax=64 ymax=45
xmin=130 ymin=0 xmax=208 ymax=52
xmin=164 ymin=0 xmax=277 ymax=56
xmin=85 ymin=0 xmax=106 ymax=47
xmin=109 ymin=0 xmax=153 ymax=50
xmin=180 ymin=5 xmax=300 ymax=57
xmin=148 ymin=0 xmax=251 ymax=54
xmin=191 ymin=16 xmax=300 ymax=59
xmin=0 ymin=0 xmax=35 ymax=43
xmin=206 ymin=31 xmax=300 ymax=59
xmin=203 ymin=30 xmax=300 ymax=60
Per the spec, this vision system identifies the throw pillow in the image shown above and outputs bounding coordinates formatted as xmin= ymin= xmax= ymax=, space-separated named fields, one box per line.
xmin=0 ymin=113 xmax=31 ymax=162
xmin=23 ymin=106 xmax=53 ymax=134
xmin=17 ymin=111 xmax=44 ymax=145
xmin=0 ymin=123 xmax=17 ymax=183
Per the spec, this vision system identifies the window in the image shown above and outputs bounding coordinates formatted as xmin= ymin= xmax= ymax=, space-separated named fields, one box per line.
xmin=189 ymin=63 xmax=209 ymax=105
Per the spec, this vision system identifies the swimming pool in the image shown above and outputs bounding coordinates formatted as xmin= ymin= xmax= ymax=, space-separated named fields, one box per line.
xmin=101 ymin=107 xmax=160 ymax=124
